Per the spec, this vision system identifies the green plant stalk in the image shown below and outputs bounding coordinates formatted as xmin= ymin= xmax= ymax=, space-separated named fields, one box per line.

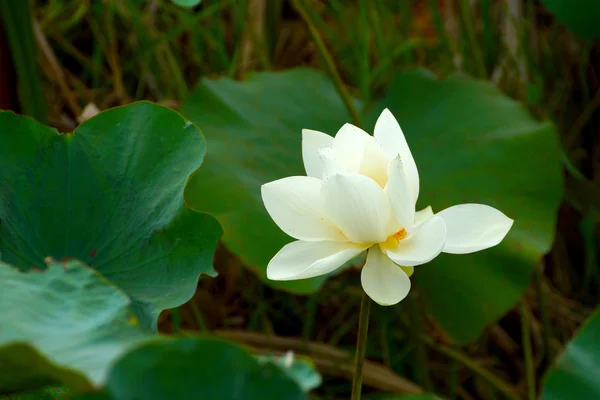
xmin=302 ymin=293 xmax=318 ymax=339
xmin=228 ymin=0 xmax=249 ymax=77
xmin=357 ymin=0 xmax=371 ymax=103
xmin=50 ymin=32 xmax=109 ymax=81
xmin=449 ymin=358 xmax=458 ymax=400
xmin=581 ymin=215 xmax=600 ymax=290
xmin=533 ymin=265 xmax=552 ymax=367
xmin=351 ymin=293 xmax=371 ymax=400
xmin=398 ymin=0 xmax=414 ymax=65
xmin=524 ymin=0 xmax=540 ymax=79
xmin=171 ymin=307 xmax=181 ymax=334
xmin=124 ymin=0 xmax=233 ymax=72
xmin=246 ymin=19 xmax=272 ymax=71
xmin=427 ymin=0 xmax=452 ymax=62
xmin=578 ymin=40 xmax=592 ymax=104
xmin=0 ymin=0 xmax=47 ymax=122
xmin=479 ymin=0 xmax=494 ymax=71
xmin=301 ymin=0 xmax=332 ymax=37
xmin=421 ymin=335 xmax=521 ymax=400
xmin=379 ymin=313 xmax=392 ymax=367
xmin=91 ymin=34 xmax=104 ymax=90
xmin=248 ymin=284 xmax=267 ymax=331
xmin=485 ymin=383 xmax=498 ymax=400
xmin=328 ymin=300 xmax=360 ymax=346
xmin=292 ymin=0 xmax=362 ymax=127
xmin=162 ymin=42 xmax=189 ymax=99
xmin=520 ymin=301 xmax=536 ymax=400
xmin=370 ymin=39 xmax=422 ymax=83
xmin=190 ymin=300 xmax=208 ymax=332
xmin=368 ymin=2 xmax=388 ymax=63
xmin=103 ymin=3 xmax=126 ymax=101
xmin=407 ymin=293 xmax=433 ymax=391
xmin=264 ymin=0 xmax=280 ymax=59
xmin=457 ymin=0 xmax=486 ymax=78
xmin=565 ymin=68 xmax=600 ymax=148
xmin=126 ymin=4 xmax=164 ymax=96
xmin=209 ymin=4 xmax=232 ymax=71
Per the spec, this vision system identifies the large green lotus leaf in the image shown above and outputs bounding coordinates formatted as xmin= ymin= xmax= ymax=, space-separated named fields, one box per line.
xmin=366 ymin=69 xmax=562 ymax=344
xmin=104 ymin=337 xmax=307 ymax=400
xmin=181 ymin=69 xmax=353 ymax=293
xmin=540 ymin=309 xmax=600 ymax=400
xmin=0 ymin=103 xmax=222 ymax=328
xmin=541 ymin=0 xmax=600 ymax=39
xmin=0 ymin=260 xmax=154 ymax=394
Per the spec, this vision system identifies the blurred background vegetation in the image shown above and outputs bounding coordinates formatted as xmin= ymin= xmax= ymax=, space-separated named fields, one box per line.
xmin=0 ymin=0 xmax=599 ymax=399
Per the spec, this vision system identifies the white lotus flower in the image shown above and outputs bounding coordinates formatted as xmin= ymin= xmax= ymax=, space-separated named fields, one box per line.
xmin=261 ymin=109 xmax=513 ymax=306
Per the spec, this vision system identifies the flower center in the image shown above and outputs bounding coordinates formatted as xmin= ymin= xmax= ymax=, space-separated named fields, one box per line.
xmin=380 ymin=228 xmax=407 ymax=250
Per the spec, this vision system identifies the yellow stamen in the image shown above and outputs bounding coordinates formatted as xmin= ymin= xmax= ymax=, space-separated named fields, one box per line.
xmin=393 ymin=229 xmax=408 ymax=241
xmin=378 ymin=229 xmax=413 ymax=277
xmin=380 ymin=228 xmax=407 ymax=250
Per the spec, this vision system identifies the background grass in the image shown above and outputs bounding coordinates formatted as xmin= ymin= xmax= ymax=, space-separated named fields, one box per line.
xmin=1 ymin=0 xmax=599 ymax=399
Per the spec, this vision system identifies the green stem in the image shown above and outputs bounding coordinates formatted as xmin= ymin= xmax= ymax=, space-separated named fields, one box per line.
xmin=520 ymin=300 xmax=536 ymax=400
xmin=533 ymin=265 xmax=552 ymax=367
xmin=302 ymin=293 xmax=318 ymax=339
xmin=427 ymin=0 xmax=452 ymax=61
xmin=449 ymin=358 xmax=458 ymax=400
xmin=0 ymin=0 xmax=47 ymax=122
xmin=357 ymin=0 xmax=371 ymax=104
xmin=458 ymin=0 xmax=486 ymax=78
xmin=292 ymin=0 xmax=362 ymax=127
xmin=190 ymin=300 xmax=208 ymax=332
xmin=171 ymin=307 xmax=181 ymax=334
xmin=565 ymin=79 xmax=600 ymax=148
xmin=351 ymin=292 xmax=371 ymax=400
xmin=421 ymin=335 xmax=521 ymax=400
xmin=408 ymin=292 xmax=433 ymax=390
